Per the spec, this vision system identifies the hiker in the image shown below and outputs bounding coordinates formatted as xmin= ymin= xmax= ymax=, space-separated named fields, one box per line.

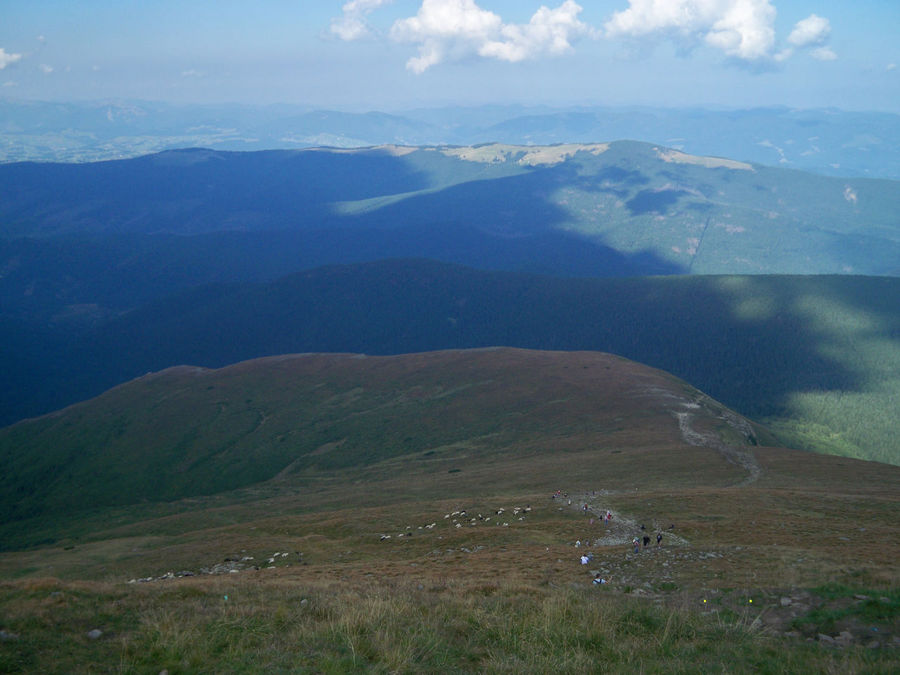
xmin=642 ymin=535 xmax=651 ymax=548
xmin=593 ymin=573 xmax=607 ymax=585
xmin=583 ymin=503 xmax=588 ymax=513
xmin=657 ymin=532 xmax=662 ymax=546
xmin=581 ymin=555 xmax=589 ymax=565
xmin=605 ymin=510 xmax=612 ymax=526
xmin=632 ymin=537 xmax=640 ymax=554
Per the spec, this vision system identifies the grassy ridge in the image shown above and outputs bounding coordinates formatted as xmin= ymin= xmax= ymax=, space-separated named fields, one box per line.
xmin=1 ymin=349 xmax=751 ymax=529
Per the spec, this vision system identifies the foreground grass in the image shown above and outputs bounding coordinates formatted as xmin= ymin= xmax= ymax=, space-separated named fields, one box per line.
xmin=0 ymin=576 xmax=896 ymax=674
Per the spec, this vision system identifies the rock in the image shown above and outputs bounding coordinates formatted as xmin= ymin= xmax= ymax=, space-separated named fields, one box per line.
xmin=854 ymin=594 xmax=869 ymax=601
xmin=0 ymin=629 xmax=20 ymax=641
xmin=780 ymin=597 xmax=792 ymax=607
xmin=783 ymin=631 xmax=801 ymax=639
xmin=300 ymin=599 xmax=308 ymax=607
xmin=835 ymin=631 xmax=854 ymax=647
xmin=87 ymin=629 xmax=103 ymax=640
xmin=817 ymin=634 xmax=835 ymax=645
xmin=865 ymin=640 xmax=880 ymax=649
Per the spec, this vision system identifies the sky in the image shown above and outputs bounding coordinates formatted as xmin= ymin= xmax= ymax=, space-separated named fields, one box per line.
xmin=1 ymin=1 xmax=898 ymax=112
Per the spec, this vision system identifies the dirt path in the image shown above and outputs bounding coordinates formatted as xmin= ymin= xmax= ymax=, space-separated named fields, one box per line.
xmin=675 ymin=409 xmax=761 ymax=486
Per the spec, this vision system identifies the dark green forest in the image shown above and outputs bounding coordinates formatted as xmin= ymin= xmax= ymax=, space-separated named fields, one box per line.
xmin=4 ymin=260 xmax=897 ymax=465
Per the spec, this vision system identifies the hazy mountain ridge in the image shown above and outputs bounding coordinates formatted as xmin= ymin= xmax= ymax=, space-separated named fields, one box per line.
xmin=3 ymin=99 xmax=898 ymax=179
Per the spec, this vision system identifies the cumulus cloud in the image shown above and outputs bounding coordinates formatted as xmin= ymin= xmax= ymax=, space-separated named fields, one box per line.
xmin=390 ymin=0 xmax=592 ymax=73
xmin=331 ymin=0 xmax=395 ymax=41
xmin=329 ymin=1 xmax=838 ymax=71
xmin=787 ymin=13 xmax=830 ymax=47
xmin=39 ymin=63 xmax=54 ymax=74
xmin=0 ymin=47 xmax=22 ymax=70
xmin=604 ymin=0 xmax=778 ymax=61
xmin=480 ymin=1 xmax=596 ymax=63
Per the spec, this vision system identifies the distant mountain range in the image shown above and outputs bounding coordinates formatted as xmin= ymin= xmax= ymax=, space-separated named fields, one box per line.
xmin=1 ymin=142 xmax=898 ymax=467
xmin=3 ymin=142 xmax=898 ymax=280
xmin=2 ymin=99 xmax=899 ymax=179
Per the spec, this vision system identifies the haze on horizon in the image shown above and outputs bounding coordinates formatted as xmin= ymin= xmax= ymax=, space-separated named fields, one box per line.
xmin=1 ymin=1 xmax=898 ymax=113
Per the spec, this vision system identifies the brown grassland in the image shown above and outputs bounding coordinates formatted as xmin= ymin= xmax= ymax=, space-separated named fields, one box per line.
xmin=0 ymin=349 xmax=898 ymax=672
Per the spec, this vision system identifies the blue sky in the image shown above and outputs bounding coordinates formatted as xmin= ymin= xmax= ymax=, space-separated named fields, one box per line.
xmin=1 ymin=1 xmax=898 ymax=111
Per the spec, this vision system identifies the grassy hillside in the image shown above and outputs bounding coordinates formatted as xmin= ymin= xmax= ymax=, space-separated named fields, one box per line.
xmin=30 ymin=262 xmax=894 ymax=467
xmin=0 ymin=348 xmax=767 ymax=534
xmin=0 ymin=348 xmax=898 ymax=672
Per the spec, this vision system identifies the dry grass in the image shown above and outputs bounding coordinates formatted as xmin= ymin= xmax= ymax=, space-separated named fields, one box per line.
xmin=1 ymin=574 xmax=896 ymax=673
xmin=1 ymin=350 xmax=899 ymax=670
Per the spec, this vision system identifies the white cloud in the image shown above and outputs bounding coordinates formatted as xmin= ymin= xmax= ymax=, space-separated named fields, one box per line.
xmin=331 ymin=0 xmax=394 ymax=41
xmin=787 ymin=14 xmax=829 ymax=47
xmin=39 ymin=63 xmax=54 ymax=74
xmin=604 ymin=0 xmax=778 ymax=61
xmin=389 ymin=0 xmax=592 ymax=73
xmin=888 ymin=63 xmax=897 ymax=72
xmin=330 ymin=1 xmax=839 ymax=72
xmin=0 ymin=47 xmax=22 ymax=70
xmin=810 ymin=46 xmax=836 ymax=61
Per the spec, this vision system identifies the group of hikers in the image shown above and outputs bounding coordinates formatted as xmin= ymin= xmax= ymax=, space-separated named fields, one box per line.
xmin=561 ymin=492 xmax=671 ymax=585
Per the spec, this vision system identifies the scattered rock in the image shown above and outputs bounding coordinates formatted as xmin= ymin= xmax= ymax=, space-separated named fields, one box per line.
xmin=817 ymin=634 xmax=835 ymax=646
xmin=0 ymin=629 xmax=20 ymax=641
xmin=780 ymin=597 xmax=792 ymax=607
xmin=87 ymin=629 xmax=103 ymax=640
